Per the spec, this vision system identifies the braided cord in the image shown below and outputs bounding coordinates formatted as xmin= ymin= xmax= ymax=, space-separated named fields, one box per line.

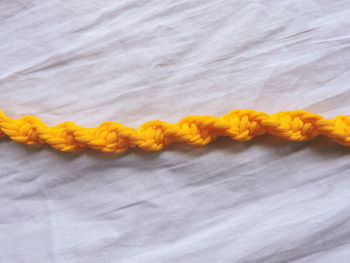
xmin=1 ymin=109 xmax=350 ymax=153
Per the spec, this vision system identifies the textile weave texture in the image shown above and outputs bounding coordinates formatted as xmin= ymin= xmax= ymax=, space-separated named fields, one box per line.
xmin=1 ymin=1 xmax=350 ymax=262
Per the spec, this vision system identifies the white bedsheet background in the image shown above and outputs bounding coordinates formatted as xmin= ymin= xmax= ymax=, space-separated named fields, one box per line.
xmin=1 ymin=0 xmax=350 ymax=262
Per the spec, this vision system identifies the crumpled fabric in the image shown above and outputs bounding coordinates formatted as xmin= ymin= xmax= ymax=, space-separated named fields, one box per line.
xmin=1 ymin=1 xmax=350 ymax=262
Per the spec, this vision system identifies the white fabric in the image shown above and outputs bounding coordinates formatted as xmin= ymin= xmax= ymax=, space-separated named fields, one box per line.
xmin=1 ymin=1 xmax=350 ymax=262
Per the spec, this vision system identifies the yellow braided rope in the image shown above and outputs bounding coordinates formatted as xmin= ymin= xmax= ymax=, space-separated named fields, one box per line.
xmin=1 ymin=109 xmax=350 ymax=153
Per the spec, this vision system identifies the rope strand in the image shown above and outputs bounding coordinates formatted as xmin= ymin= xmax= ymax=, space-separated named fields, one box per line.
xmin=1 ymin=109 xmax=350 ymax=153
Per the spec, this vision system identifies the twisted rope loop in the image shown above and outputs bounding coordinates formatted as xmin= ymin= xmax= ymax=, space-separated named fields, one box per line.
xmin=1 ymin=109 xmax=349 ymax=153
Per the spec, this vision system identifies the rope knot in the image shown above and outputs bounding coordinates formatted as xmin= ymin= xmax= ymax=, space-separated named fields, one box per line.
xmin=264 ymin=111 xmax=320 ymax=141
xmin=137 ymin=120 xmax=173 ymax=151
xmin=2 ymin=116 xmax=43 ymax=145
xmin=79 ymin=122 xmax=137 ymax=153
xmin=328 ymin=115 xmax=350 ymax=146
xmin=37 ymin=121 xmax=85 ymax=152
xmin=219 ymin=109 xmax=267 ymax=141
xmin=177 ymin=116 xmax=218 ymax=146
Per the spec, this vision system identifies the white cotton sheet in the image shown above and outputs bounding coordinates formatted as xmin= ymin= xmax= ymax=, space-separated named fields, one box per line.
xmin=1 ymin=0 xmax=350 ymax=262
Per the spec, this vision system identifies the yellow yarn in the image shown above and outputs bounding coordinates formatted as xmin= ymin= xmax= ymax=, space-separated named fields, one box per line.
xmin=1 ymin=109 xmax=350 ymax=153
